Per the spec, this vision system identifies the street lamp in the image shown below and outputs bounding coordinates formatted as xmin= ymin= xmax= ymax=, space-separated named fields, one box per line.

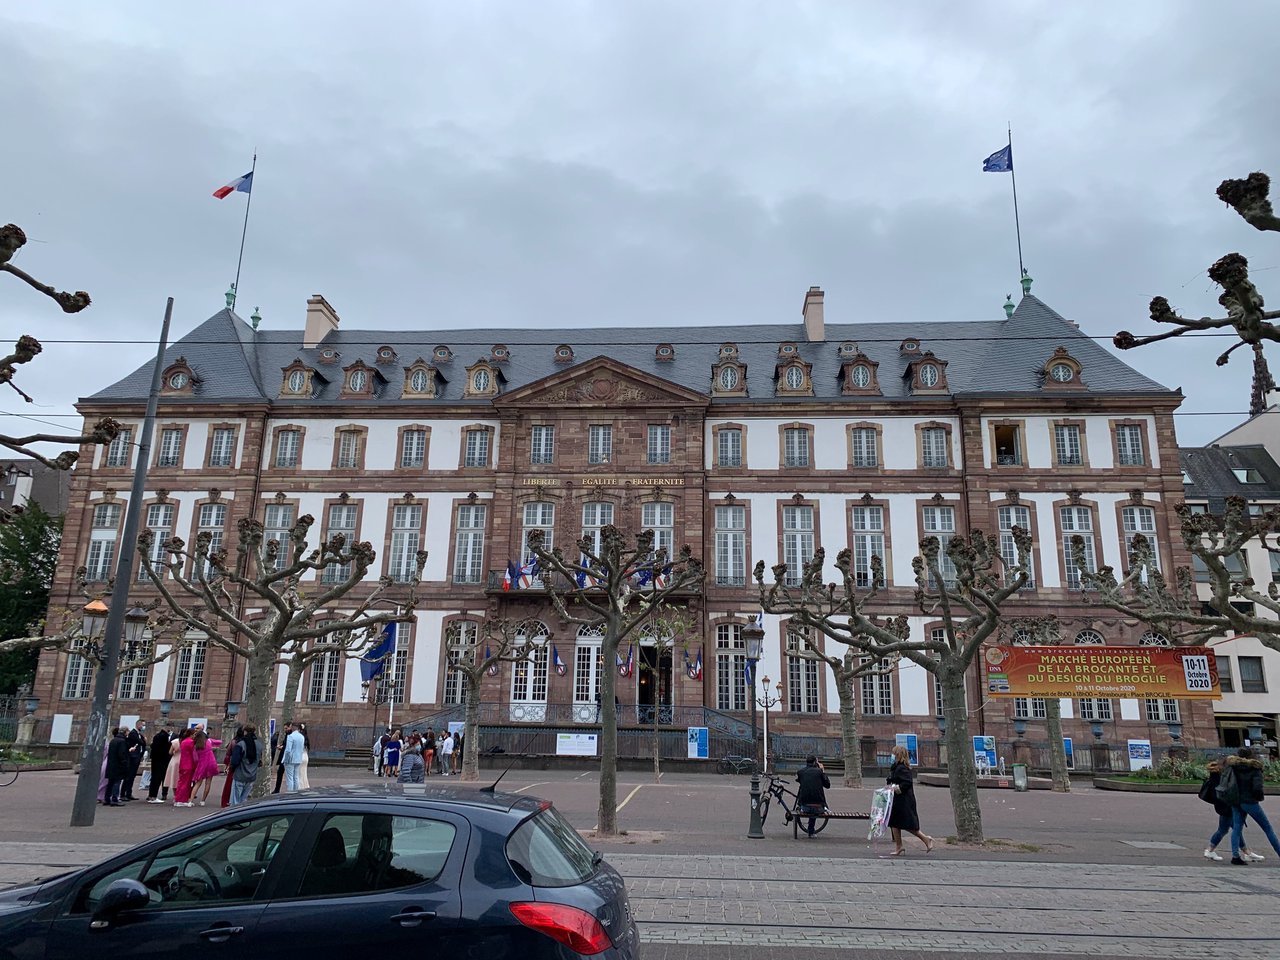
xmin=758 ymin=675 xmax=784 ymax=774
xmin=742 ymin=619 xmax=765 ymax=840
xmin=123 ymin=606 xmax=148 ymax=656
xmin=81 ymin=600 xmax=108 ymax=657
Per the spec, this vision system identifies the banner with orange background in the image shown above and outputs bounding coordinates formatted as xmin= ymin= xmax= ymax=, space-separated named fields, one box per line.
xmin=983 ymin=644 xmax=1220 ymax=699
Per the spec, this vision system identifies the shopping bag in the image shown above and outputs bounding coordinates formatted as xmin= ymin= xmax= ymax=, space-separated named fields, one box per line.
xmin=868 ymin=786 xmax=895 ymax=840
xmin=140 ymin=770 xmax=152 ymax=790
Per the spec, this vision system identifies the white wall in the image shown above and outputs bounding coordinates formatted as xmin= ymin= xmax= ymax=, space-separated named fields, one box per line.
xmin=979 ymin=414 xmax=1160 ymax=470
xmin=705 ymin=416 xmax=961 ymax=471
xmin=266 ymin=416 xmax=501 ymax=471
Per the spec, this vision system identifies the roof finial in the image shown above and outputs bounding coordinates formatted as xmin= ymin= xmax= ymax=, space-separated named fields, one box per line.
xmin=1003 ymin=295 xmax=1015 ymax=319
xmin=251 ymin=306 xmax=262 ymax=331
xmin=225 ymin=283 xmax=236 ymax=309
xmin=1020 ymin=269 xmax=1033 ymax=296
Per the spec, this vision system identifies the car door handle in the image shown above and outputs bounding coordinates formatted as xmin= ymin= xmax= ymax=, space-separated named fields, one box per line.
xmin=198 ymin=924 xmax=246 ymax=943
xmin=388 ymin=908 xmax=437 ymax=927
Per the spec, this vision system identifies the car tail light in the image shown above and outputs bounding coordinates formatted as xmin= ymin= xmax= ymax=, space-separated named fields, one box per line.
xmin=509 ymin=901 xmax=613 ymax=955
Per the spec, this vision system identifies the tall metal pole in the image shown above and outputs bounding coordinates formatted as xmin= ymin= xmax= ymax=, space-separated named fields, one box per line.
xmin=230 ymin=153 xmax=257 ymax=312
xmin=1007 ymin=125 xmax=1025 ymax=281
xmin=70 ymin=297 xmax=174 ymax=827
xmin=746 ymin=654 xmax=764 ymax=839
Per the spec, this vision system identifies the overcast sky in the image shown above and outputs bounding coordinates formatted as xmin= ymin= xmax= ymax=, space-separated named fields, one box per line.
xmin=3 ymin=2 xmax=1277 ymax=454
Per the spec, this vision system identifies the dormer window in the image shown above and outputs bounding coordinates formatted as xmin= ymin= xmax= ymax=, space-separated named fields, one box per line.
xmin=905 ymin=351 xmax=948 ymax=394
xmin=376 ymin=346 xmax=396 ymax=363
xmin=720 ymin=367 xmax=739 ymax=390
xmin=474 ymin=369 xmax=490 ymax=391
xmin=341 ymin=362 xmax=377 ymax=398
xmin=1041 ymin=347 xmax=1084 ymax=389
xmin=411 ymin=370 xmax=430 ymax=393
xmin=162 ymin=358 xmax=195 ymax=394
xmin=167 ymin=371 xmax=189 ymax=391
xmin=288 ymin=370 xmax=306 ymax=393
xmin=778 ymin=342 xmax=798 ymax=357
xmin=281 ymin=361 xmax=316 ymax=398
xmin=851 ymin=365 xmax=872 ymax=388
xmin=464 ymin=361 xmax=500 ymax=398
xmin=785 ymin=366 xmax=804 ymax=389
xmin=349 ymin=370 xmax=368 ymax=393
xmin=719 ymin=343 xmax=739 ymax=359
xmin=434 ymin=345 xmax=453 ymax=362
xmin=554 ymin=344 xmax=574 ymax=363
xmin=838 ymin=341 xmax=858 ymax=358
xmin=656 ymin=343 xmax=675 ymax=361
xmin=402 ymin=361 xmax=437 ymax=399
xmin=919 ymin=364 xmax=939 ymax=388
xmin=776 ymin=360 xmax=813 ymax=396
xmin=712 ymin=356 xmax=747 ymax=397
xmin=900 ymin=338 xmax=920 ymax=354
xmin=492 ymin=344 xmax=510 ymax=362
xmin=318 ymin=348 xmax=339 ymax=364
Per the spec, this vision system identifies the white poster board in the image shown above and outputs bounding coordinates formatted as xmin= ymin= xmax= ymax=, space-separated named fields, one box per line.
xmin=555 ymin=733 xmax=598 ymax=757
xmin=50 ymin=713 xmax=73 ymax=744
xmin=1127 ymin=739 xmax=1153 ymax=771
xmin=687 ymin=727 xmax=709 ymax=759
xmin=186 ymin=717 xmax=208 ymax=731
xmin=119 ymin=714 xmax=140 ymax=732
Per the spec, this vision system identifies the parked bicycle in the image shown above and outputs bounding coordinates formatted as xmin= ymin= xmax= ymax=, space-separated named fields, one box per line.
xmin=759 ymin=773 xmax=829 ymax=834
xmin=0 ymin=750 xmax=19 ymax=787
xmin=716 ymin=754 xmax=758 ymax=775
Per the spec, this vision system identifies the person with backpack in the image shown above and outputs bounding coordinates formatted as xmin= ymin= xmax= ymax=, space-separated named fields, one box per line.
xmin=1227 ymin=747 xmax=1280 ymax=865
xmin=228 ymin=724 xmax=260 ymax=807
xmin=1201 ymin=758 xmax=1260 ymax=862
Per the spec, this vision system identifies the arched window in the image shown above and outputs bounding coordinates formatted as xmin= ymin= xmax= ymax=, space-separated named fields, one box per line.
xmin=509 ymin=621 xmax=550 ymax=721
xmin=1075 ymin=630 xmax=1104 ymax=645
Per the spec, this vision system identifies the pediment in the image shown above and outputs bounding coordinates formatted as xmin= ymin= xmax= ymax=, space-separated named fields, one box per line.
xmin=495 ymin=357 xmax=708 ymax=408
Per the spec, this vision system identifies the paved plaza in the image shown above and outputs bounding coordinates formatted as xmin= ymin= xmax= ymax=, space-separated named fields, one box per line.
xmin=2 ymin=767 xmax=1278 ymax=958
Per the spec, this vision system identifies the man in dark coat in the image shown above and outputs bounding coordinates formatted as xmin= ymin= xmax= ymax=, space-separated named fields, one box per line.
xmin=795 ymin=754 xmax=831 ymax=838
xmin=122 ymin=720 xmax=147 ymax=800
xmin=147 ymin=725 xmax=172 ymax=802
xmin=104 ymin=729 xmax=131 ymax=807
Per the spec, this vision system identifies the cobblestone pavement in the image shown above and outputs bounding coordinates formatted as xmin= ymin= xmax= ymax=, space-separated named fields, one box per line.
xmin=2 ymin=843 xmax=1276 ymax=957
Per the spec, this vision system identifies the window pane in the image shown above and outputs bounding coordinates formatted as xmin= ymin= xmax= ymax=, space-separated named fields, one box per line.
xmin=297 ymin=813 xmax=456 ymax=896
xmin=718 ymin=429 xmax=742 ymax=467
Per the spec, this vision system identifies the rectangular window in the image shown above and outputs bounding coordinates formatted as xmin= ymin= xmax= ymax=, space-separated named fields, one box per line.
xmin=307 ymin=648 xmax=342 ymax=704
xmin=1060 ymin=506 xmax=1096 ymax=588
xmin=715 ymin=624 xmax=747 ymax=712
xmin=588 ymin=425 xmax=612 ymax=464
xmin=1054 ymin=425 xmax=1082 ymax=466
xmin=105 ymin=428 xmax=133 ymax=468
xmin=1013 ymin=697 xmax=1047 ymax=720
xmin=860 ymin=658 xmax=893 ymax=715
xmin=1121 ymin=506 xmax=1159 ymax=573
xmin=1077 ymin=697 xmax=1113 ymax=721
xmin=264 ymin=503 xmax=295 ymax=572
xmin=521 ymin=501 xmax=555 ymax=562
xmin=1239 ymin=656 xmax=1267 ymax=693
xmin=581 ymin=502 xmax=614 ymax=557
xmin=717 ymin=428 xmax=742 ymax=467
xmin=444 ymin=622 xmax=476 ymax=706
xmin=574 ymin=641 xmax=603 ymax=706
xmin=641 ymin=501 xmax=674 ymax=559
xmin=782 ymin=505 xmax=815 ymax=585
xmin=321 ymin=503 xmax=358 ymax=583
xmin=453 ymin=504 xmax=486 ymax=584
xmin=157 ymin=428 xmax=183 ymax=467
xmin=921 ymin=427 xmax=949 ymax=468
xmin=922 ymin=505 xmax=957 ymax=587
xmin=783 ymin=428 xmax=809 ymax=467
xmin=1116 ymin=424 xmax=1145 ymax=466
xmin=336 ymin=431 xmax=361 ymax=469
xmin=194 ymin=503 xmax=227 ymax=581
xmin=209 ymin=428 xmax=236 ymax=468
xmin=86 ymin=503 xmax=121 ymax=582
xmin=464 ymin=429 xmax=490 ymax=467
xmin=62 ymin=640 xmax=93 ymax=699
xmin=172 ymin=640 xmax=207 ymax=701
xmin=850 ymin=505 xmax=885 ymax=588
xmin=389 ymin=504 xmax=423 ymax=583
xmin=1217 ymin=655 xmax=1234 ymax=693
xmin=138 ymin=503 xmax=174 ymax=581
xmin=647 ymin=425 xmax=671 ymax=465
xmin=275 ymin=429 xmax=300 ymax=468
xmin=511 ymin=644 xmax=549 ymax=704
xmin=388 ymin=648 xmax=408 ymax=704
xmin=530 ymin=425 xmax=555 ymax=465
xmin=400 ymin=429 xmax=427 ymax=469
xmin=850 ymin=428 xmax=878 ymax=468
xmin=998 ymin=505 xmax=1034 ymax=587
xmin=1144 ymin=698 xmax=1180 ymax=723
xmin=1270 ymin=551 xmax=1280 ymax=583
xmin=786 ymin=628 xmax=820 ymax=714
xmin=714 ymin=505 xmax=746 ymax=585
xmin=993 ymin=424 xmax=1022 ymax=466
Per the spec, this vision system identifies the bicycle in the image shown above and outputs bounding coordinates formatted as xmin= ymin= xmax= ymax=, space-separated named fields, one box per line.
xmin=716 ymin=755 xmax=758 ymax=775
xmin=0 ymin=752 xmax=19 ymax=787
xmin=759 ymin=773 xmax=829 ymax=834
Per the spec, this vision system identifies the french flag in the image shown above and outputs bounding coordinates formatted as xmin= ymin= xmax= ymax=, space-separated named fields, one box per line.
xmin=213 ymin=171 xmax=254 ymax=199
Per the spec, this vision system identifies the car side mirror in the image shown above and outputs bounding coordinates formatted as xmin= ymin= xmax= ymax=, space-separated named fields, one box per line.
xmin=90 ymin=879 xmax=150 ymax=928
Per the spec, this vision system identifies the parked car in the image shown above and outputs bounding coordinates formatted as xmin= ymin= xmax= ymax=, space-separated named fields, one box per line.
xmin=0 ymin=784 xmax=639 ymax=959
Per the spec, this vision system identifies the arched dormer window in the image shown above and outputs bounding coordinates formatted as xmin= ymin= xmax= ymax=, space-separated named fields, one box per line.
xmin=711 ymin=357 xmax=747 ymax=397
xmin=655 ymin=343 xmax=675 ymax=362
xmin=162 ymin=357 xmax=196 ymax=394
xmin=554 ymin=344 xmax=574 ymax=364
xmin=491 ymin=344 xmax=511 ymax=363
xmin=340 ymin=361 xmax=378 ymax=398
xmin=433 ymin=345 xmax=453 ymax=363
xmin=375 ymin=345 xmax=397 ymax=364
xmin=280 ymin=360 xmax=318 ymax=398
xmin=402 ymin=360 xmax=438 ymax=399
xmin=775 ymin=360 xmax=813 ymax=397
xmin=840 ymin=352 xmax=880 ymax=396
xmin=905 ymin=351 xmax=949 ymax=394
xmin=463 ymin=360 xmax=501 ymax=398
xmin=1042 ymin=346 xmax=1085 ymax=389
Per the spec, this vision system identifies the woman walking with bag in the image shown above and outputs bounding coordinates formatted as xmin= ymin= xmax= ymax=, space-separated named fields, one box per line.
xmin=1228 ymin=747 xmax=1280 ymax=865
xmin=1201 ymin=758 xmax=1260 ymax=862
xmin=886 ymin=745 xmax=934 ymax=855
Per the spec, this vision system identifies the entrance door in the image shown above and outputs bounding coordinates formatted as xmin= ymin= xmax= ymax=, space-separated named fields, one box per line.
xmin=637 ymin=647 xmax=673 ymax=724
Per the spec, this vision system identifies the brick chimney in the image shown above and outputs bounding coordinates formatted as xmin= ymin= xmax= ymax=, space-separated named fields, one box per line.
xmin=304 ymin=295 xmax=340 ymax=348
xmin=802 ymin=286 xmax=824 ymax=342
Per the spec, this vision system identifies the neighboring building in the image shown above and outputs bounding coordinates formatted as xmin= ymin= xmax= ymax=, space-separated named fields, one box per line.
xmin=0 ymin=459 xmax=71 ymax=517
xmin=1180 ymin=443 xmax=1280 ymax=750
xmin=33 ymin=284 xmax=1209 ymax=757
xmin=1209 ymin=392 xmax=1280 ymax=465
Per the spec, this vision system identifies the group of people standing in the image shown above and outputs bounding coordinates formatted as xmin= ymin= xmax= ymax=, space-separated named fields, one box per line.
xmin=374 ymin=727 xmax=461 ymax=781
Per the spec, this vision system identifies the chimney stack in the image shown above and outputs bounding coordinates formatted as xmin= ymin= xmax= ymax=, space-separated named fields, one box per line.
xmin=802 ymin=286 xmax=825 ymax=342
xmin=304 ymin=295 xmax=340 ymax=348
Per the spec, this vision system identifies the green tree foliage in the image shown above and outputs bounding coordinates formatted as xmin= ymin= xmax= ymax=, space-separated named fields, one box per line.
xmin=0 ymin=503 xmax=62 ymax=691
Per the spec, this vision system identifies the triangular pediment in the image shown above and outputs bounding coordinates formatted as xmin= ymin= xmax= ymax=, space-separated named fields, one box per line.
xmin=495 ymin=356 xmax=708 ymax=408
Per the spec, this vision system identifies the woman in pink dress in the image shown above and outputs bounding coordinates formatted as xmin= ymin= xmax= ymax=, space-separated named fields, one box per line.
xmin=172 ymin=729 xmax=198 ymax=806
xmin=190 ymin=729 xmax=223 ymax=807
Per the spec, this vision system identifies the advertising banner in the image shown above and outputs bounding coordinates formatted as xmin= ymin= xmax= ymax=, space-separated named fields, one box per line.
xmin=982 ymin=645 xmax=1219 ymax=699
xmin=973 ymin=736 xmax=996 ymax=775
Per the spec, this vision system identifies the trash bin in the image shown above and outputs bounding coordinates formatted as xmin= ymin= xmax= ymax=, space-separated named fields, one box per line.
xmin=1012 ymin=762 xmax=1028 ymax=792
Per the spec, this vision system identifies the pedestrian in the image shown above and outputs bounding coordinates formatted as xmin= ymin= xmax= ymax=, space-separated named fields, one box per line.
xmin=220 ymin=729 xmax=240 ymax=808
xmin=439 ymin=730 xmax=454 ymax=777
xmin=373 ymin=728 xmax=389 ymax=777
xmin=273 ymin=726 xmax=287 ymax=794
xmin=228 ymin=724 xmax=260 ymax=806
xmin=122 ymin=719 xmax=147 ymax=801
xmin=1228 ymin=747 xmax=1280 ymax=865
xmin=173 ymin=727 xmax=199 ymax=806
xmin=1202 ymin=758 xmax=1260 ymax=861
xmin=398 ymin=743 xmax=425 ymax=784
xmin=384 ymin=728 xmax=402 ymax=780
xmin=886 ymin=745 xmax=934 ymax=855
xmin=794 ymin=754 xmax=831 ymax=838
xmin=453 ymin=730 xmax=464 ymax=775
xmin=423 ymin=729 xmax=436 ymax=777
xmin=103 ymin=728 xmax=130 ymax=807
xmin=298 ymin=722 xmax=311 ymax=789
xmin=146 ymin=724 xmax=172 ymax=803
xmin=190 ymin=728 xmax=223 ymax=807
xmin=282 ymin=721 xmax=306 ymax=791
xmin=163 ymin=728 xmax=189 ymax=801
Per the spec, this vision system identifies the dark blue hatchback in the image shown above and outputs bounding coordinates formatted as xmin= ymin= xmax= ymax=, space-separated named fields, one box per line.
xmin=0 ymin=784 xmax=639 ymax=959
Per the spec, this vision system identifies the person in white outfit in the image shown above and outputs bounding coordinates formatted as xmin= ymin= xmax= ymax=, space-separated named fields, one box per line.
xmin=281 ymin=722 xmax=305 ymax=792
xmin=439 ymin=733 xmax=454 ymax=777
xmin=297 ymin=722 xmax=310 ymax=789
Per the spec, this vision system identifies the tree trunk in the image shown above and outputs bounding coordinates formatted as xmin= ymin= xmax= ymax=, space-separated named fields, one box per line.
xmin=835 ymin=670 xmax=863 ymax=788
xmin=460 ymin=677 xmax=482 ymax=782
xmin=652 ymin=681 xmax=661 ymax=782
xmin=244 ymin=644 xmax=278 ymax=799
xmin=279 ymin=660 xmax=303 ymax=725
xmin=597 ymin=623 xmax=620 ymax=836
xmin=1044 ymin=697 xmax=1071 ymax=793
xmin=941 ymin=668 xmax=984 ymax=843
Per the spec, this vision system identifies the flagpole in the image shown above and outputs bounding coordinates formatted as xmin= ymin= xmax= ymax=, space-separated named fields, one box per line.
xmin=230 ymin=152 xmax=257 ymax=312
xmin=1007 ymin=125 xmax=1025 ymax=280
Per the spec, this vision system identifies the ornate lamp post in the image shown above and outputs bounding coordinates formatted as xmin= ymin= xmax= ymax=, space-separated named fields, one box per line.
xmin=758 ymin=675 xmax=784 ymax=774
xmin=742 ymin=619 xmax=765 ymax=839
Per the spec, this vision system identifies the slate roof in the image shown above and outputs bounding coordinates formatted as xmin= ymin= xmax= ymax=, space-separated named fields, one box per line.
xmin=84 ymin=293 xmax=1173 ymax=406
xmin=1180 ymin=445 xmax=1280 ymax=509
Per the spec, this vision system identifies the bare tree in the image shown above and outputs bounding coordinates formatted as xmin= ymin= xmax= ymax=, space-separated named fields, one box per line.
xmin=1005 ymin=616 xmax=1071 ymax=793
xmin=529 ymin=525 xmax=703 ymax=837
xmin=1 ymin=223 xmax=119 ymax=468
xmin=633 ymin=603 xmax=693 ymax=782
xmin=1114 ymin=172 xmax=1280 ymax=415
xmin=757 ymin=527 xmax=1033 ymax=844
xmin=139 ymin=513 xmax=426 ymax=794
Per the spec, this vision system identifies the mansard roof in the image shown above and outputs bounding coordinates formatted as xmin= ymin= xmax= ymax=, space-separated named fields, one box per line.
xmin=83 ymin=293 xmax=1173 ymax=407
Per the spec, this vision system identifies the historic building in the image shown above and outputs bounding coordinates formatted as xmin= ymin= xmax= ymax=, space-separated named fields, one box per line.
xmin=33 ymin=282 xmax=1216 ymax=755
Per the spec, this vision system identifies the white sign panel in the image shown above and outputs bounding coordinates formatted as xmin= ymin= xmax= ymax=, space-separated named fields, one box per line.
xmin=555 ymin=733 xmax=598 ymax=757
xmin=50 ymin=713 xmax=73 ymax=744
xmin=1127 ymin=739 xmax=1153 ymax=771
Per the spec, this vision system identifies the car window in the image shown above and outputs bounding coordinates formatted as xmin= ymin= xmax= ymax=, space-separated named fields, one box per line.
xmin=506 ymin=807 xmax=597 ymax=887
xmin=296 ymin=813 xmax=456 ymax=897
xmin=73 ymin=815 xmax=294 ymax=914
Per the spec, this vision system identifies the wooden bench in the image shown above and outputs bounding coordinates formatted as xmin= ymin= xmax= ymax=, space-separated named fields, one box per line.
xmin=790 ymin=808 xmax=870 ymax=839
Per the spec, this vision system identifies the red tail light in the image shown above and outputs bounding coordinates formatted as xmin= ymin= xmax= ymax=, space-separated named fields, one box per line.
xmin=509 ymin=901 xmax=614 ymax=955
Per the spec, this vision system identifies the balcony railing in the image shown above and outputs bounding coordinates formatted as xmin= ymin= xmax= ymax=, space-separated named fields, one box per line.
xmin=485 ymin=569 xmax=700 ymax=596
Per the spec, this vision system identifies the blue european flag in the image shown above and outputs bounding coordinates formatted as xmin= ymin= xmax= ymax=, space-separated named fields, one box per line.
xmin=983 ymin=144 xmax=1013 ymax=173
xmin=359 ymin=623 xmax=397 ymax=682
